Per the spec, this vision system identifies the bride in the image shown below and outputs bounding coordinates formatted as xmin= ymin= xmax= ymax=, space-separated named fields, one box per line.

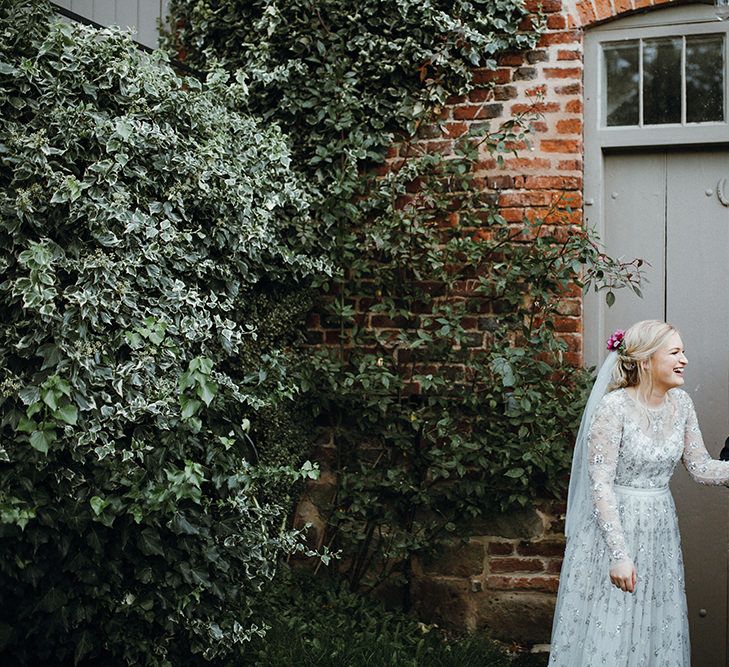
xmin=549 ymin=320 xmax=729 ymax=666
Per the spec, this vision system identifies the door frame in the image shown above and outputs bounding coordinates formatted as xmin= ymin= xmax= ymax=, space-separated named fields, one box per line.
xmin=583 ymin=2 xmax=729 ymax=366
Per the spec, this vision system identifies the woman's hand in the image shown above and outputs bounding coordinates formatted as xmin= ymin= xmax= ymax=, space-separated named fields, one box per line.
xmin=609 ymin=559 xmax=637 ymax=593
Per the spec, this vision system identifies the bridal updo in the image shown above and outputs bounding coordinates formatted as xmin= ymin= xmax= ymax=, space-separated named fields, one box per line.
xmin=609 ymin=320 xmax=679 ymax=391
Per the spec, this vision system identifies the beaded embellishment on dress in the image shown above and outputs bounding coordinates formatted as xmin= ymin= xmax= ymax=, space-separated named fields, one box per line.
xmin=549 ymin=388 xmax=729 ymax=667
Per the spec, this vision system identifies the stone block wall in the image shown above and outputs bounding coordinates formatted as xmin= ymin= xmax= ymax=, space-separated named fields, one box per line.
xmin=411 ymin=502 xmax=565 ymax=643
xmin=295 ymin=469 xmax=566 ymax=643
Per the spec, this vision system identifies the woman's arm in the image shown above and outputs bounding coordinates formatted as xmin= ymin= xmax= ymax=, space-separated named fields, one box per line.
xmin=682 ymin=392 xmax=729 ymax=485
xmin=587 ymin=394 xmax=630 ymax=564
xmin=588 ymin=393 xmax=636 ymax=592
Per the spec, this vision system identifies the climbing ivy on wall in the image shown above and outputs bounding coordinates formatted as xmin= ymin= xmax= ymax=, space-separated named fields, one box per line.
xmin=167 ymin=0 xmax=643 ymax=595
xmin=165 ymin=0 xmax=545 ymax=268
xmin=306 ymin=143 xmax=645 ymax=593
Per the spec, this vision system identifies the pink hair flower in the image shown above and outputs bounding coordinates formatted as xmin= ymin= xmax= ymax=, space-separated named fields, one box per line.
xmin=606 ymin=329 xmax=625 ymax=352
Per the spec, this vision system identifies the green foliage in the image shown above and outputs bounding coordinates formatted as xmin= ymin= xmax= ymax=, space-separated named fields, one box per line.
xmin=166 ymin=0 xmax=543 ymax=242
xmin=308 ymin=142 xmax=642 ymax=591
xmin=168 ymin=0 xmax=643 ymax=596
xmin=250 ymin=568 xmax=542 ymax=666
xmin=0 ymin=2 xmax=327 ymax=663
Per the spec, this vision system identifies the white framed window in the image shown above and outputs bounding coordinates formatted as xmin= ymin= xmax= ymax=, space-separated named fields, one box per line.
xmin=603 ymin=34 xmax=724 ymax=127
xmin=585 ymin=4 xmax=729 ymax=148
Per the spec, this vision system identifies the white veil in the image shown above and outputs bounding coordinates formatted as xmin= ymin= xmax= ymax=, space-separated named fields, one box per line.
xmin=564 ymin=350 xmax=618 ymax=539
xmin=551 ymin=350 xmax=619 ymax=648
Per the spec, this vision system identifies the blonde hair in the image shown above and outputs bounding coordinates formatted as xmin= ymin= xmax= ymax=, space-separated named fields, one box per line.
xmin=609 ymin=320 xmax=679 ymax=392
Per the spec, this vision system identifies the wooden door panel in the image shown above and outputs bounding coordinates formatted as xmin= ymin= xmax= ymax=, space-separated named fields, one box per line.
xmin=666 ymin=150 xmax=729 ymax=667
xmin=603 ymin=153 xmax=667 ymax=325
xmin=600 ymin=149 xmax=729 ymax=666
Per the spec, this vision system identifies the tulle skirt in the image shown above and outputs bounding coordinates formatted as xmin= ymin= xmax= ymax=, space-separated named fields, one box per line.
xmin=549 ymin=485 xmax=690 ymax=667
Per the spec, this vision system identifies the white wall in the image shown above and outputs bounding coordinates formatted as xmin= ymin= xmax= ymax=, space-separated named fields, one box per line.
xmin=52 ymin=0 xmax=170 ymax=49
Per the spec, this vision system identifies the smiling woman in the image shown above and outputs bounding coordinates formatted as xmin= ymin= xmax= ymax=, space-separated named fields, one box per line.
xmin=611 ymin=322 xmax=688 ymax=405
xmin=629 ymin=330 xmax=688 ymax=403
xmin=549 ymin=320 xmax=729 ymax=667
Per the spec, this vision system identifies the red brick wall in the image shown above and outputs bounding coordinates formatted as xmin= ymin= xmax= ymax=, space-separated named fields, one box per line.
xmin=380 ymin=0 xmax=588 ymax=365
xmin=372 ymin=0 xmax=679 ymax=372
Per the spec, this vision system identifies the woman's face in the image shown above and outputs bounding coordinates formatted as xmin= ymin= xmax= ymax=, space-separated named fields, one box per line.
xmin=647 ymin=331 xmax=688 ymax=393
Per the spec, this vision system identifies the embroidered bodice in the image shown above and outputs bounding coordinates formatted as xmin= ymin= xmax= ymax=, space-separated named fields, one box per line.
xmin=587 ymin=387 xmax=729 ymax=564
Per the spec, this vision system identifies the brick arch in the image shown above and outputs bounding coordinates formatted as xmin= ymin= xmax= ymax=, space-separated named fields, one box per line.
xmin=566 ymin=0 xmax=680 ymax=28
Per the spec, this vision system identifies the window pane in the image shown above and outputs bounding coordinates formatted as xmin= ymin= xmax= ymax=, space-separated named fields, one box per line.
xmin=643 ymin=37 xmax=682 ymax=125
xmin=604 ymin=42 xmax=639 ymax=126
xmin=686 ymin=35 xmax=724 ymax=123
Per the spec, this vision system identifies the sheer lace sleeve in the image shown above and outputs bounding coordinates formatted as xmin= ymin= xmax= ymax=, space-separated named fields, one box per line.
xmin=587 ymin=392 xmax=630 ymax=564
xmin=681 ymin=391 xmax=729 ymax=485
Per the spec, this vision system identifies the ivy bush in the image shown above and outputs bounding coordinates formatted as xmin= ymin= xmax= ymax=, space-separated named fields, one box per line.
xmin=0 ymin=2 xmax=327 ymax=664
xmin=166 ymin=0 xmax=544 ymax=240
xmin=169 ymin=0 xmax=643 ymax=597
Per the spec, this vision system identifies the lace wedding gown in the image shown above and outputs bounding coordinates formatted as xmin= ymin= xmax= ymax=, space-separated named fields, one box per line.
xmin=549 ymin=387 xmax=729 ymax=666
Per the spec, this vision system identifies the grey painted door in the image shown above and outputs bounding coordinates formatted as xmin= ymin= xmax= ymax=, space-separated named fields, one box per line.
xmin=598 ymin=149 xmax=729 ymax=665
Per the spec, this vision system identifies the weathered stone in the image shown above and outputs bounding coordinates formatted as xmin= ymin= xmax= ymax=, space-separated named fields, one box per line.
xmin=465 ymin=507 xmax=545 ymax=539
xmin=526 ymin=50 xmax=550 ymax=64
xmin=513 ymin=66 xmax=538 ymax=80
xmin=494 ymin=85 xmax=518 ymax=101
xmin=476 ymin=591 xmax=555 ymax=643
xmin=372 ymin=577 xmax=408 ymax=609
xmin=310 ymin=443 xmax=337 ymax=471
xmin=536 ymin=499 xmax=567 ymax=528
xmin=411 ymin=577 xmax=474 ymax=630
xmin=304 ymin=472 xmax=337 ymax=510
xmin=517 ymin=537 xmax=565 ymax=558
xmin=421 ymin=539 xmax=485 ymax=577
xmin=548 ymin=513 xmax=566 ymax=535
xmin=292 ymin=498 xmax=324 ymax=550
xmin=540 ymin=497 xmax=566 ymax=519
xmin=417 ymin=123 xmax=444 ymax=140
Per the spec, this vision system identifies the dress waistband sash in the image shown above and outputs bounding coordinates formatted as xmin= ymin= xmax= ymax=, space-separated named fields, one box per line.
xmin=614 ymin=484 xmax=669 ymax=497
